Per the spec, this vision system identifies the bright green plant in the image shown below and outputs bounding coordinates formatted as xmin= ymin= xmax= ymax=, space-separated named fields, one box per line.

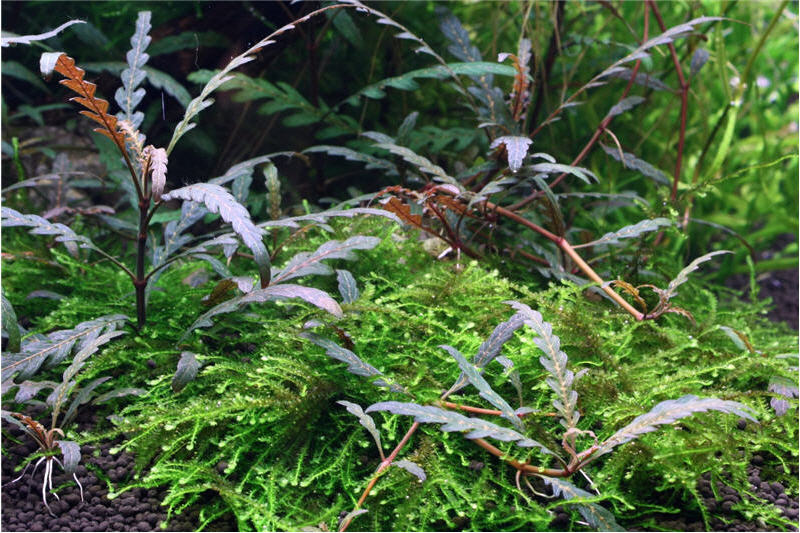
xmin=308 ymin=289 xmax=758 ymax=531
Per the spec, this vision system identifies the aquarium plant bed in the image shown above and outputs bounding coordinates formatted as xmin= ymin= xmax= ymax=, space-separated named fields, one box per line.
xmin=1 ymin=1 xmax=797 ymax=532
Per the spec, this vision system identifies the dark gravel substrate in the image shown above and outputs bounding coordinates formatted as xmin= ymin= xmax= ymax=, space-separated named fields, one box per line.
xmin=1 ymin=411 xmax=236 ymax=532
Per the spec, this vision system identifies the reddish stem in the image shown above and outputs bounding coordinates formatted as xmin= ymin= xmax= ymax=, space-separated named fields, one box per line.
xmin=441 ymin=400 xmax=557 ymax=418
xmin=647 ymin=0 xmax=689 ymax=204
xmin=339 ymin=422 xmax=420 ymax=532
xmin=508 ymin=5 xmax=650 ymax=212
xmin=487 ymin=201 xmax=644 ymax=320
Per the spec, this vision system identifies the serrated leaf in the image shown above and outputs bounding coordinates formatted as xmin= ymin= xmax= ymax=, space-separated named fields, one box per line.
xmin=541 ymin=477 xmax=625 ymax=532
xmin=62 ymin=376 xmax=112 ymax=427
xmin=601 ymin=144 xmax=670 ymax=185
xmin=690 ymin=48 xmax=710 ymax=77
xmin=61 ymin=331 xmax=126 ymax=386
xmin=529 ymin=162 xmax=596 ymax=184
xmin=172 ymin=351 xmax=200 ymax=393
xmin=328 ymin=8 xmax=363 ymax=48
xmin=350 ymin=62 xmax=515 ymax=104
xmin=532 ymin=174 xmax=565 ymax=237
xmin=181 ymin=285 xmax=342 ymax=342
xmin=718 ymin=326 xmax=751 ymax=352
xmin=596 ymin=394 xmax=757 ymax=457
xmin=437 ymin=7 xmax=482 ymax=62
xmin=304 ymin=145 xmax=400 ymax=176
xmin=367 ymin=401 xmax=554 ymax=454
xmin=12 ymin=380 xmax=58 ymax=403
xmin=496 ymin=356 xmax=524 ymax=407
xmin=115 ymin=11 xmax=151 ymax=129
xmin=665 ymin=251 xmax=731 ymax=300
xmin=393 ymin=459 xmax=426 ymax=481
xmin=606 ymin=68 xmax=671 ymax=91
xmin=505 ymin=301 xmax=579 ymax=429
xmin=375 ymin=143 xmax=457 ymax=185
xmin=490 ymin=136 xmax=533 ymax=172
xmin=336 ymin=269 xmax=359 ymax=304
xmin=258 ymin=207 xmax=400 ymax=230
xmin=441 ymin=345 xmax=522 ymax=430
xmin=445 ymin=312 xmax=525 ymax=397
xmin=768 ymin=377 xmax=797 ymax=416
xmin=606 ymin=96 xmax=646 ymax=119
xmin=148 ymin=30 xmax=229 ymax=56
xmin=55 ymin=440 xmax=81 ymax=475
xmin=471 ymin=176 xmax=517 ymax=203
xmin=3 ymin=20 xmax=85 ymax=48
xmin=2 ymin=291 xmax=21 ymax=353
xmin=2 ymin=206 xmax=96 ymax=258
xmin=339 ymin=509 xmax=368 ymax=529
xmin=161 ymin=183 xmax=270 ymax=288
xmin=301 ymin=332 xmax=403 ymax=392
xmin=575 ymin=218 xmax=672 ymax=249
xmin=337 ymin=400 xmax=382 ymax=454
xmin=2 ymin=315 xmax=128 ymax=381
xmin=144 ymin=146 xmax=167 ymax=202
xmin=272 ymin=236 xmax=379 ymax=284
xmin=26 ymin=290 xmax=66 ymax=300
xmin=166 ymin=17 xmax=290 ymax=154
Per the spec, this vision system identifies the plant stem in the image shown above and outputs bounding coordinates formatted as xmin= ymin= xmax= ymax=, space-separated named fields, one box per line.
xmin=134 ymin=197 xmax=149 ymax=329
xmin=646 ymin=0 xmax=689 ymax=204
xmin=508 ymin=5 xmax=650 ymax=211
xmin=682 ymin=0 xmax=789 ymax=226
xmin=471 ymin=438 xmax=570 ymax=477
xmin=440 ymin=400 xmax=556 ymax=418
xmin=487 ymin=202 xmax=644 ymax=320
xmin=339 ymin=422 xmax=420 ymax=532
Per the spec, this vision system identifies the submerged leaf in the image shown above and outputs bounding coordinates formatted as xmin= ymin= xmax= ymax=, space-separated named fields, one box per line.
xmin=367 ymin=401 xmax=554 ymax=454
xmin=336 ymin=269 xmax=359 ymax=304
xmin=690 ymin=48 xmax=710 ymax=77
xmin=601 ymin=144 xmax=670 ymax=185
xmin=302 ymin=332 xmax=403 ymax=392
xmin=115 ymin=11 xmax=151 ymax=131
xmin=2 ymin=206 xmax=96 ymax=258
xmin=491 ymin=136 xmax=533 ymax=172
xmin=258 ymin=207 xmax=400 ymax=230
xmin=172 ymin=351 xmax=200 ymax=393
xmin=145 ymin=146 xmax=168 ymax=202
xmin=182 ymin=285 xmax=342 ymax=342
xmin=665 ymin=251 xmax=731 ymax=300
xmin=441 ymin=345 xmax=522 ymax=430
xmin=530 ymin=162 xmax=596 ymax=184
xmin=505 ymin=301 xmax=579 ymax=429
xmin=446 ymin=312 xmax=525 ymax=396
xmin=2 ymin=315 xmax=128 ymax=381
xmin=375 ymin=142 xmax=458 ymax=185
xmin=393 ymin=459 xmax=426 ymax=481
xmin=337 ymin=400 xmax=382 ymax=455
xmin=541 ymin=477 xmax=625 ymax=531
xmin=1 ymin=291 xmax=21 ymax=353
xmin=161 ymin=183 xmax=270 ymax=287
xmin=768 ymin=377 xmax=798 ymax=416
xmin=606 ymin=96 xmax=646 ymax=119
xmin=574 ymin=218 xmax=672 ymax=249
xmin=596 ymin=395 xmax=757 ymax=457
xmin=272 ymin=236 xmax=380 ymax=284
xmin=4 ymin=20 xmax=85 ymax=48
xmin=55 ymin=440 xmax=81 ymax=475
